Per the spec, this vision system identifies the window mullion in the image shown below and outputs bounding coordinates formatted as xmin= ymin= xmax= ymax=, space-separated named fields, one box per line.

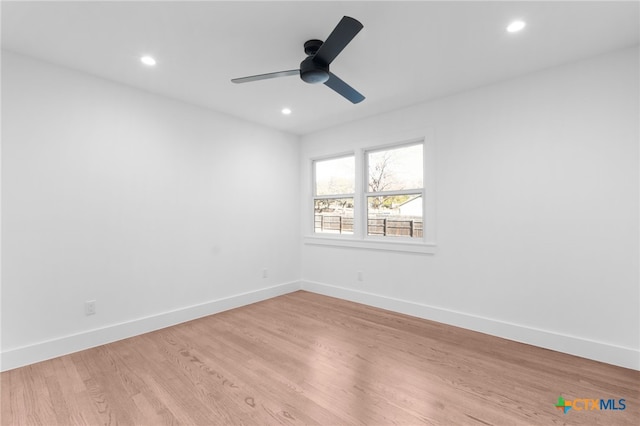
xmin=354 ymin=148 xmax=365 ymax=239
xmin=365 ymin=189 xmax=422 ymax=198
xmin=312 ymin=194 xmax=354 ymax=201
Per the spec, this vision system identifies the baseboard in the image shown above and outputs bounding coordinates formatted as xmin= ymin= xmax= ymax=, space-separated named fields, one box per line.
xmin=300 ymin=280 xmax=640 ymax=371
xmin=4 ymin=280 xmax=638 ymax=372
xmin=0 ymin=281 xmax=300 ymax=372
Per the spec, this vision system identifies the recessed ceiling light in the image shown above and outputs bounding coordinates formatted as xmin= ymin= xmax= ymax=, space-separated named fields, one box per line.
xmin=281 ymin=108 xmax=292 ymax=115
xmin=506 ymin=20 xmax=526 ymax=33
xmin=140 ymin=55 xmax=157 ymax=66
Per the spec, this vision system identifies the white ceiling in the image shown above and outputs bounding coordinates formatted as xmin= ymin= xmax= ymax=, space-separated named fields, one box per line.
xmin=2 ymin=1 xmax=639 ymax=135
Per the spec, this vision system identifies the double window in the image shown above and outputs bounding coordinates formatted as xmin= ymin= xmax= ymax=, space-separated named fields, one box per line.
xmin=312 ymin=139 xmax=432 ymax=252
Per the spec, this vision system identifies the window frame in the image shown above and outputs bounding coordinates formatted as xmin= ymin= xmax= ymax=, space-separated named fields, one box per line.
xmin=363 ymin=140 xmax=426 ymax=242
xmin=305 ymin=129 xmax=436 ymax=254
xmin=312 ymin=152 xmax=356 ymax=237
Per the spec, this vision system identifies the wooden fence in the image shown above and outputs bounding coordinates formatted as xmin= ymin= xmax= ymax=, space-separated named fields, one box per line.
xmin=315 ymin=215 xmax=423 ymax=238
xmin=314 ymin=215 xmax=354 ymax=234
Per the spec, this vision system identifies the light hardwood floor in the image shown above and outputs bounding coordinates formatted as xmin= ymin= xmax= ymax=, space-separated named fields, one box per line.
xmin=1 ymin=290 xmax=638 ymax=425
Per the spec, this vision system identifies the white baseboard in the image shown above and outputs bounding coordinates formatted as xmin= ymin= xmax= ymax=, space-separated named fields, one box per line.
xmin=300 ymin=280 xmax=640 ymax=371
xmin=0 ymin=281 xmax=300 ymax=372
xmin=4 ymin=280 xmax=638 ymax=372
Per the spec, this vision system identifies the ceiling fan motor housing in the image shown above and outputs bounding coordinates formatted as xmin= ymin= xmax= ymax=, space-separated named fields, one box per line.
xmin=300 ymin=57 xmax=329 ymax=84
xmin=300 ymin=40 xmax=329 ymax=84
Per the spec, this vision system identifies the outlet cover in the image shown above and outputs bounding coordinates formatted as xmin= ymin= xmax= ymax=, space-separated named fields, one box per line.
xmin=85 ymin=300 xmax=96 ymax=316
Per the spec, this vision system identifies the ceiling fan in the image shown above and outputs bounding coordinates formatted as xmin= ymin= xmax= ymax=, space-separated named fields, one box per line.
xmin=231 ymin=16 xmax=365 ymax=104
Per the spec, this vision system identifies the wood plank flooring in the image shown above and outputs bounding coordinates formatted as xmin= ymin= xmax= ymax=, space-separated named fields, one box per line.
xmin=1 ymin=290 xmax=638 ymax=425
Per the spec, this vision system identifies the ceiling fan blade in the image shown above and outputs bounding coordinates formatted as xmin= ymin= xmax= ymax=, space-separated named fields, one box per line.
xmin=324 ymin=72 xmax=365 ymax=104
xmin=231 ymin=69 xmax=299 ymax=84
xmin=313 ymin=16 xmax=363 ymax=66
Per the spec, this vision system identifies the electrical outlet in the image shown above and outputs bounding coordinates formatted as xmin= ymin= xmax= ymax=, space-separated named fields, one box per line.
xmin=85 ymin=300 xmax=96 ymax=316
xmin=357 ymin=271 xmax=363 ymax=282
xmin=262 ymin=268 xmax=268 ymax=279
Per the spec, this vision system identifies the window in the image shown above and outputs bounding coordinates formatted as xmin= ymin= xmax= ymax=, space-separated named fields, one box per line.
xmin=313 ymin=155 xmax=355 ymax=235
xmin=366 ymin=143 xmax=423 ymax=238
xmin=307 ymin=131 xmax=435 ymax=254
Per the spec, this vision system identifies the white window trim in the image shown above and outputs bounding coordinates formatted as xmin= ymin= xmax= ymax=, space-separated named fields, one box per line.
xmin=305 ymin=128 xmax=436 ymax=254
xmin=303 ymin=234 xmax=436 ymax=254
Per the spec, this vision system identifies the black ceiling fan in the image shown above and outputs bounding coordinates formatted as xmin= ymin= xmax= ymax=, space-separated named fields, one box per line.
xmin=231 ymin=16 xmax=365 ymax=104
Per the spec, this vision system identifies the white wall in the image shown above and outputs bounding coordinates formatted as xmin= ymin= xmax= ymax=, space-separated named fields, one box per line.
xmin=2 ymin=46 xmax=637 ymax=372
xmin=1 ymin=51 xmax=300 ymax=370
xmin=300 ymin=47 xmax=639 ymax=369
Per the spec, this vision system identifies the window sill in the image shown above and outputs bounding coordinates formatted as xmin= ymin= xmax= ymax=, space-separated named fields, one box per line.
xmin=303 ymin=235 xmax=436 ymax=254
